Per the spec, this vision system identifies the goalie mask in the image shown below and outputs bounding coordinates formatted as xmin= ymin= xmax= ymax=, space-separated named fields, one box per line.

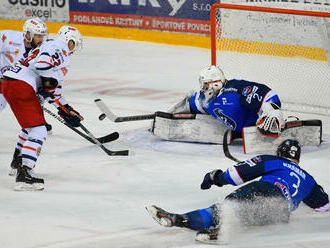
xmin=23 ymin=18 xmax=48 ymax=43
xmin=199 ymin=65 xmax=226 ymax=102
xmin=57 ymin=26 xmax=83 ymax=53
xmin=276 ymin=139 xmax=301 ymax=162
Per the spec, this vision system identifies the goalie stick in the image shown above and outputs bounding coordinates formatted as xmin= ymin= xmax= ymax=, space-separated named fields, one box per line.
xmin=95 ymin=98 xmax=197 ymax=123
xmin=43 ymin=107 xmax=119 ymax=144
xmin=54 ymin=100 xmax=129 ymax=156
xmin=223 ymin=119 xmax=322 ymax=161
xmin=222 ymin=129 xmax=242 ymax=163
xmin=95 ymin=99 xmax=155 ymax=122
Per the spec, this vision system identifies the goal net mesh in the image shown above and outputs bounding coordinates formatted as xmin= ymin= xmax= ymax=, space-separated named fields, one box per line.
xmin=211 ymin=4 xmax=330 ymax=116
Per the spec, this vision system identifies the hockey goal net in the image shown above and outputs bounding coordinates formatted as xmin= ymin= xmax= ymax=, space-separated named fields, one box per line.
xmin=211 ymin=3 xmax=330 ymax=116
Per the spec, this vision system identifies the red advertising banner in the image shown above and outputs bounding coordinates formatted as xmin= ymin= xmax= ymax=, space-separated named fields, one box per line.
xmin=70 ymin=11 xmax=211 ymax=34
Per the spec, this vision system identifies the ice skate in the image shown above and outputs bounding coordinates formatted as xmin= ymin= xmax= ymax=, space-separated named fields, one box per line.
xmin=195 ymin=227 xmax=219 ymax=244
xmin=146 ymin=205 xmax=189 ymax=228
xmin=9 ymin=148 xmax=22 ymax=176
xmin=14 ymin=165 xmax=44 ymax=191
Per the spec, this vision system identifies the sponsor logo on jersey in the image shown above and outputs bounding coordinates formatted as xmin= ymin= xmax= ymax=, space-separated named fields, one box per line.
xmin=275 ymin=181 xmax=292 ymax=202
xmin=222 ymin=98 xmax=233 ymax=105
xmin=213 ymin=108 xmax=237 ymax=130
xmin=242 ymin=86 xmax=252 ymax=96
xmin=15 ymin=49 xmax=20 ymax=55
xmin=246 ymin=159 xmax=256 ymax=167
xmin=37 ymin=147 xmax=41 ymax=156
xmin=5 ymin=53 xmax=14 ymax=63
xmin=61 ymin=67 xmax=68 ymax=76
xmin=9 ymin=41 xmax=22 ymax=47
xmin=222 ymin=87 xmax=238 ymax=93
xmin=252 ymin=156 xmax=262 ymax=163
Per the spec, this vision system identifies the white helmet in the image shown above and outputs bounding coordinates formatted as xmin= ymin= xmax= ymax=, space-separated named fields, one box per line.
xmin=199 ymin=65 xmax=226 ymax=101
xmin=57 ymin=26 xmax=83 ymax=53
xmin=23 ymin=18 xmax=48 ymax=42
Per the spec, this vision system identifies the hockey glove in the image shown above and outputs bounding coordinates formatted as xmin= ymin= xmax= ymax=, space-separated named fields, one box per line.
xmin=256 ymin=102 xmax=285 ymax=138
xmin=58 ymin=104 xmax=83 ymax=127
xmin=38 ymin=87 xmax=55 ymax=100
xmin=201 ymin=169 xmax=224 ymax=190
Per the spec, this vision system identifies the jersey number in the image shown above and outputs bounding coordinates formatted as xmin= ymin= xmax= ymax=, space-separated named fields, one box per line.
xmin=52 ymin=53 xmax=61 ymax=67
xmin=290 ymin=172 xmax=301 ymax=197
xmin=20 ymin=49 xmax=40 ymax=67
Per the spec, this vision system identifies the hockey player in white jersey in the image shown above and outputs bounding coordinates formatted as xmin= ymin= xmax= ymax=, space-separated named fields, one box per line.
xmin=0 ymin=18 xmax=57 ymax=176
xmin=2 ymin=25 xmax=83 ymax=190
xmin=0 ymin=18 xmax=48 ymax=112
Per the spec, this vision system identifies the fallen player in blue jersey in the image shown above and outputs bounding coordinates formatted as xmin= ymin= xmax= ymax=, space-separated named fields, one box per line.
xmin=169 ymin=65 xmax=285 ymax=137
xmin=146 ymin=139 xmax=329 ymax=242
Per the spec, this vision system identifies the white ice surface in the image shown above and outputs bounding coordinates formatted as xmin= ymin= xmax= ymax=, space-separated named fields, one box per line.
xmin=1 ymin=37 xmax=330 ymax=248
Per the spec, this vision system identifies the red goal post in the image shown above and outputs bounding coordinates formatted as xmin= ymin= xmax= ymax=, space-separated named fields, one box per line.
xmin=210 ymin=3 xmax=330 ymax=115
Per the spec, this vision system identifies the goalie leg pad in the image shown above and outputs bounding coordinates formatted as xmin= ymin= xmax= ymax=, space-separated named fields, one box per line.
xmin=243 ymin=119 xmax=322 ymax=154
xmin=152 ymin=113 xmax=227 ymax=144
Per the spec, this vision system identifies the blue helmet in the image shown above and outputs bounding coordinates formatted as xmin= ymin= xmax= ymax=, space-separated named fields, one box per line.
xmin=276 ymin=139 xmax=301 ymax=161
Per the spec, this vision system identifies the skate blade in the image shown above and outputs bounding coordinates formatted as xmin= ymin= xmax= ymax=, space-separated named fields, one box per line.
xmin=195 ymin=235 xmax=229 ymax=245
xmin=195 ymin=233 xmax=221 ymax=245
xmin=8 ymin=168 xmax=17 ymax=176
xmin=195 ymin=236 xmax=219 ymax=245
xmin=14 ymin=182 xmax=44 ymax=191
xmin=145 ymin=206 xmax=172 ymax=227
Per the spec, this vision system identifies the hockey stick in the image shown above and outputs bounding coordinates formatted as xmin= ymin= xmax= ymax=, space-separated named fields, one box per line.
xmin=43 ymin=107 xmax=119 ymax=144
xmin=222 ymin=129 xmax=242 ymax=163
xmin=95 ymin=99 xmax=155 ymax=122
xmin=54 ymin=100 xmax=129 ymax=156
xmin=79 ymin=123 xmax=129 ymax=156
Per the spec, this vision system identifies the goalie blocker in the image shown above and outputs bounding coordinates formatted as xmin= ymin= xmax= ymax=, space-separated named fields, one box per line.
xmin=152 ymin=112 xmax=322 ymax=153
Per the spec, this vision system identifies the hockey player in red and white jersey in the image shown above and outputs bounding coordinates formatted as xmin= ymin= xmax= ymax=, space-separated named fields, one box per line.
xmin=0 ymin=18 xmax=50 ymax=176
xmin=2 ymin=25 xmax=84 ymax=191
xmin=0 ymin=18 xmax=48 ymax=112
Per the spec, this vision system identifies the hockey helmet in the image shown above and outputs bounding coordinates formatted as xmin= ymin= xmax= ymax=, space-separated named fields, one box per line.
xmin=276 ymin=139 xmax=301 ymax=162
xmin=23 ymin=18 xmax=48 ymax=42
xmin=57 ymin=26 xmax=83 ymax=53
xmin=199 ymin=65 xmax=226 ymax=101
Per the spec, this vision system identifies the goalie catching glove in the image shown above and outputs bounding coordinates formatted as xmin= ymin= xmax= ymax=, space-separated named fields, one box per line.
xmin=167 ymin=90 xmax=194 ymax=114
xmin=256 ymin=102 xmax=285 ymax=138
xmin=58 ymin=104 xmax=84 ymax=127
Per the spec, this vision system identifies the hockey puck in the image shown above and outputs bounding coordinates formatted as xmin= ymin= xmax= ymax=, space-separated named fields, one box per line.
xmin=99 ymin=113 xmax=106 ymax=121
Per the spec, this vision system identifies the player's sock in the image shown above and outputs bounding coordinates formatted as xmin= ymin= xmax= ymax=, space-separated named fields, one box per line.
xmin=183 ymin=204 xmax=219 ymax=231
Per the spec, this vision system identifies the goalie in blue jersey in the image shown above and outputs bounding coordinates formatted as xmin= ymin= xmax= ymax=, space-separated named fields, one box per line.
xmin=146 ymin=139 xmax=329 ymax=242
xmin=169 ymin=65 xmax=285 ymax=137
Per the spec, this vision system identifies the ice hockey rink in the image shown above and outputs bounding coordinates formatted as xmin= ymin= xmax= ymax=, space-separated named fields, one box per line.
xmin=1 ymin=37 xmax=330 ymax=248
